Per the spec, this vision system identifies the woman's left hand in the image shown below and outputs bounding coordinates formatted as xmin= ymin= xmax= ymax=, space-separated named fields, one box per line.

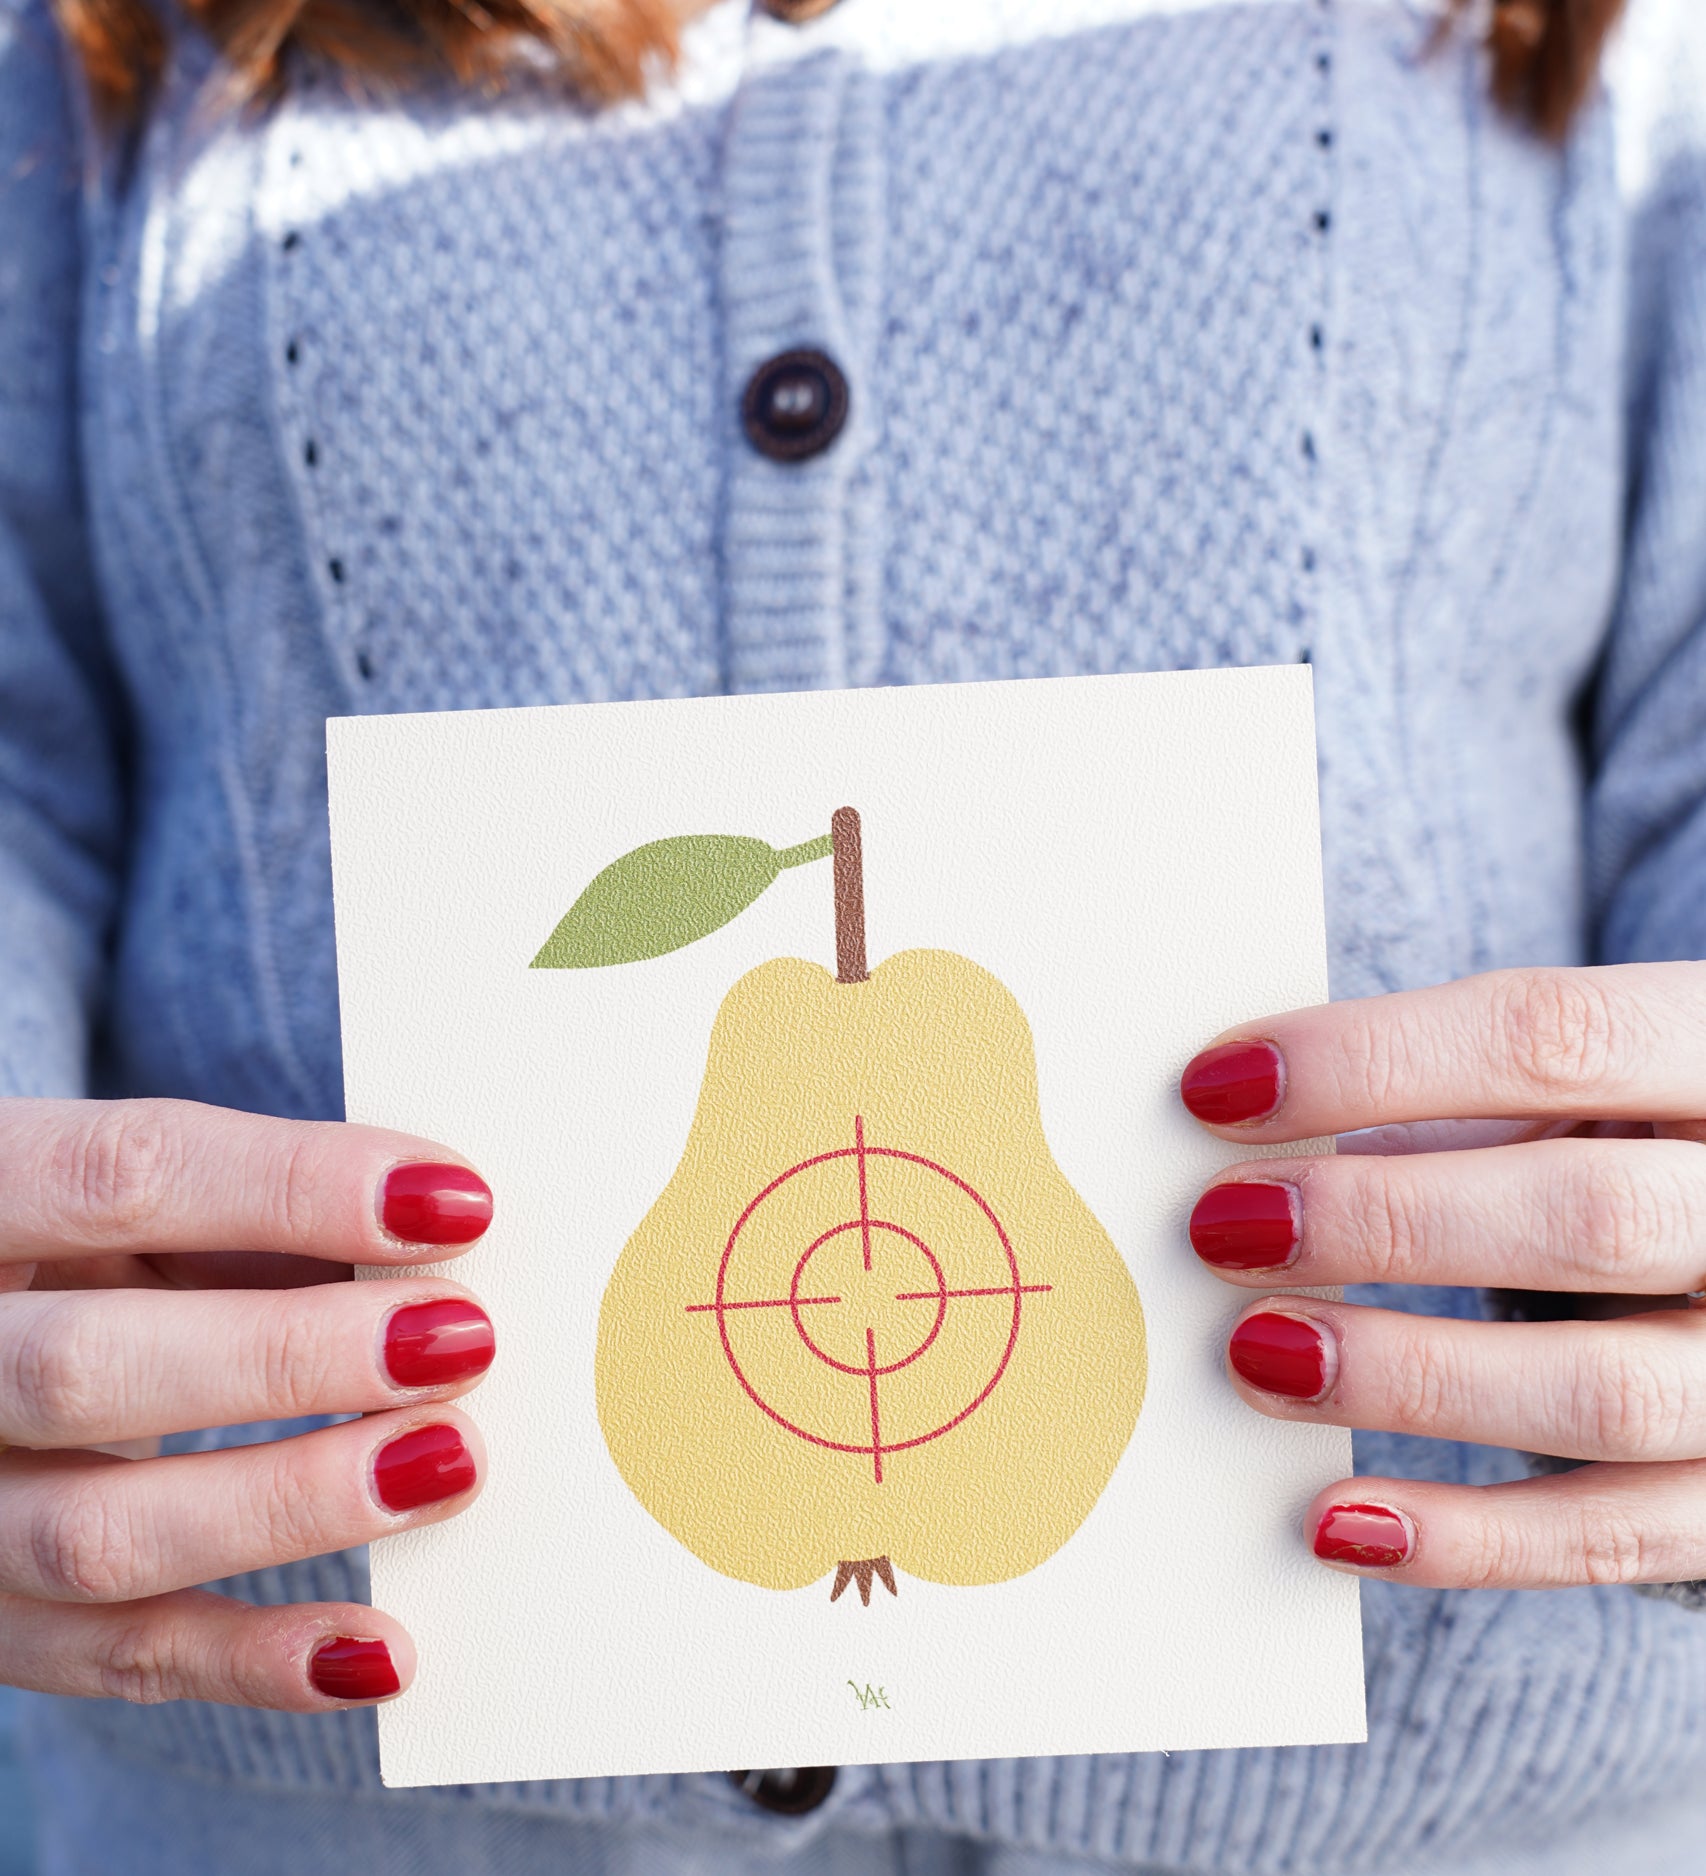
xmin=1181 ymin=962 xmax=1706 ymax=1589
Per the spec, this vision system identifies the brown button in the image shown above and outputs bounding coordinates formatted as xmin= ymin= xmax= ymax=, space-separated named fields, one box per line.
xmin=757 ymin=0 xmax=842 ymax=21
xmin=741 ymin=349 xmax=850 ymax=463
xmin=728 ymin=1766 xmax=839 ymax=1815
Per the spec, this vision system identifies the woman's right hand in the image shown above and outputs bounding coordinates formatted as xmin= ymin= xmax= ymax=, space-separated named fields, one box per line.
xmin=0 ymin=1098 xmax=497 ymax=1710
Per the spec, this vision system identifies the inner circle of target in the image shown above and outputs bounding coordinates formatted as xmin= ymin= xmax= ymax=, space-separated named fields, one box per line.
xmin=788 ymin=1219 xmax=948 ymax=1375
xmin=710 ymin=1137 xmax=1027 ymax=1459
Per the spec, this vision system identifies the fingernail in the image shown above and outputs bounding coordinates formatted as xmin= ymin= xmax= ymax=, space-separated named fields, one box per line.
xmin=310 ymin=1636 xmax=400 ymax=1701
xmin=1180 ymin=1040 xmax=1284 ymax=1125
xmin=1228 ymin=1311 xmax=1332 ymax=1399
xmin=381 ymin=1163 xmax=493 ymax=1246
xmin=1314 ymin=1502 xmax=1413 ymax=1568
xmin=1190 ymin=1182 xmax=1300 ymax=1269
xmin=373 ymin=1423 xmax=477 ymax=1512
xmin=384 ymin=1300 xmax=496 ymax=1389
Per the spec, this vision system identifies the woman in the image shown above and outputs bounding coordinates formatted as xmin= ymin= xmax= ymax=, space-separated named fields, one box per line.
xmin=4 ymin=0 xmax=1706 ymax=1868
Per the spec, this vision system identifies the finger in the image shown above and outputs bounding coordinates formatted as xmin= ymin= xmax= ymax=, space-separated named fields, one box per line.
xmin=1302 ymin=1461 xmax=1706 ymax=1590
xmin=1221 ymin=1298 xmax=1706 ymax=1463
xmin=0 ymin=1408 xmax=485 ymax=1602
xmin=1336 ymin=1118 xmax=1583 ymax=1156
xmin=0 ymin=1098 xmax=493 ymax=1266
xmin=1178 ymin=962 xmax=1706 ymax=1139
xmin=1189 ymin=1137 xmax=1706 ymax=1293
xmin=0 ymin=1586 xmax=415 ymax=1708
xmin=0 ymin=1283 xmax=495 ymax=1447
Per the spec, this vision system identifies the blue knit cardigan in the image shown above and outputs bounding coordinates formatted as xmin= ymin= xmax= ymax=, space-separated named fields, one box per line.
xmin=6 ymin=0 xmax=1706 ymax=1868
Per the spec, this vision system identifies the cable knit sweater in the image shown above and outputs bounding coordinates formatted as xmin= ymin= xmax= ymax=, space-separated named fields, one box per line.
xmin=7 ymin=0 xmax=1706 ymax=1870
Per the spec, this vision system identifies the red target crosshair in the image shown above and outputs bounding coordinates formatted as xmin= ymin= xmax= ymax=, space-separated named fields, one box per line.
xmin=684 ymin=1115 xmax=1052 ymax=1482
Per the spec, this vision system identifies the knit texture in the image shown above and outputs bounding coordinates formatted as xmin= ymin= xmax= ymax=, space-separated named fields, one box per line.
xmin=6 ymin=0 xmax=1706 ymax=1869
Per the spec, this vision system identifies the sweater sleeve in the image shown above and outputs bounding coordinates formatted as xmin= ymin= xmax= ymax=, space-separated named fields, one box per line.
xmin=1588 ymin=0 xmax=1706 ymax=965
xmin=1586 ymin=0 xmax=1706 ymax=1613
xmin=0 ymin=0 xmax=124 ymax=1098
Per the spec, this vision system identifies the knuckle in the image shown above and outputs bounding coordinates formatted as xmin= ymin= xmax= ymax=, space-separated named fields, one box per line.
xmin=92 ymin=1617 xmax=190 ymax=1705
xmin=45 ymin=1102 xmax=180 ymax=1242
xmin=31 ymin=1478 xmax=142 ymax=1603
xmin=255 ymin=1128 xmax=328 ymax=1248
xmin=1350 ymin=1173 xmax=1425 ymax=1284
xmin=255 ymin=1446 xmax=339 ymax=1563
xmin=1493 ymin=971 xmax=1630 ymax=1102
xmin=1456 ymin=1515 xmax=1522 ymax=1591
xmin=1586 ymin=1346 xmax=1687 ymax=1462
xmin=1571 ymin=1155 xmax=1669 ymax=1284
xmin=1331 ymin=1006 xmax=1423 ymax=1119
xmin=5 ymin=1301 xmax=107 ymax=1443
xmin=1576 ymin=1508 xmax=1659 ymax=1588
xmin=258 ymin=1298 xmax=338 ymax=1418
xmin=1387 ymin=1327 xmax=1459 ymax=1432
xmin=1456 ymin=1505 xmax=1663 ymax=1590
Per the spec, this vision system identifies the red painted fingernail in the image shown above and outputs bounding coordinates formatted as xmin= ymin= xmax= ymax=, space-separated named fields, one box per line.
xmin=381 ymin=1164 xmax=493 ymax=1246
xmin=372 ymin=1423 xmax=477 ymax=1512
xmin=1229 ymin=1311 xmax=1331 ymax=1399
xmin=1314 ymin=1503 xmax=1412 ymax=1568
xmin=384 ymin=1300 xmax=496 ymax=1389
xmin=1180 ymin=1041 xmax=1284 ymax=1125
xmin=310 ymin=1636 xmax=400 ymax=1701
xmin=1190 ymin=1182 xmax=1300 ymax=1269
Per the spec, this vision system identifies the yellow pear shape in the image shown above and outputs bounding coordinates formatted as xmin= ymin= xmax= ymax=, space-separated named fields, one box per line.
xmin=596 ymin=948 xmax=1146 ymax=1592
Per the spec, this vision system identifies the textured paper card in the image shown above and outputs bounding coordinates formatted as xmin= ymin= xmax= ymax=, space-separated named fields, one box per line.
xmin=327 ymin=666 xmax=1365 ymax=1788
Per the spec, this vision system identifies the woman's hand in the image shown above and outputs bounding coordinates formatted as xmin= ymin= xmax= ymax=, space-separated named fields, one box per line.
xmin=0 ymin=1098 xmax=497 ymax=1708
xmin=1181 ymin=962 xmax=1706 ymax=1589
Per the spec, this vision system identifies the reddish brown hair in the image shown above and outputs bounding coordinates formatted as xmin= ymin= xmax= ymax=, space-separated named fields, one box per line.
xmin=1467 ymin=0 xmax=1628 ymax=142
xmin=58 ymin=0 xmax=1625 ymax=138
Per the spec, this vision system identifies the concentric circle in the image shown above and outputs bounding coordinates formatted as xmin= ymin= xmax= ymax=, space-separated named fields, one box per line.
xmin=788 ymin=1219 xmax=948 ymax=1375
xmin=683 ymin=1116 xmax=1051 ymax=1481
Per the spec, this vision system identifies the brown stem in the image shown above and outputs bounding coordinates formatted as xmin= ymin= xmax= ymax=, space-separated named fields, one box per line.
xmin=832 ymin=807 xmax=868 ymax=984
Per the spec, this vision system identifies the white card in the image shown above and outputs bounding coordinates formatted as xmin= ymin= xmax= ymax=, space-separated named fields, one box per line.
xmin=327 ymin=665 xmax=1365 ymax=1788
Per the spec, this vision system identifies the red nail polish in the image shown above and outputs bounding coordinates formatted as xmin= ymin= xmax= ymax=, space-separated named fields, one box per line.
xmin=373 ymin=1423 xmax=477 ymax=1512
xmin=1180 ymin=1041 xmax=1284 ymax=1125
xmin=1229 ymin=1312 xmax=1329 ymax=1398
xmin=1314 ymin=1502 xmax=1412 ymax=1568
xmin=1190 ymin=1182 xmax=1299 ymax=1269
xmin=310 ymin=1636 xmax=401 ymax=1701
xmin=384 ymin=1300 xmax=496 ymax=1389
xmin=381 ymin=1164 xmax=493 ymax=1246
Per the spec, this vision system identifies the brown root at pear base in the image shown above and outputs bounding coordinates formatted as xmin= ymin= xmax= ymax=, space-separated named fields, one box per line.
xmin=830 ymin=1556 xmax=897 ymax=1605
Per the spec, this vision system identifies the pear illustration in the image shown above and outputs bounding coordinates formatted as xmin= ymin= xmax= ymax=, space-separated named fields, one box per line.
xmin=533 ymin=810 xmax=1146 ymax=1602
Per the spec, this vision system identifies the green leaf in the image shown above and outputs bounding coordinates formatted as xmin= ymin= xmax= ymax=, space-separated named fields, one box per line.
xmin=530 ymin=832 xmax=831 ymax=969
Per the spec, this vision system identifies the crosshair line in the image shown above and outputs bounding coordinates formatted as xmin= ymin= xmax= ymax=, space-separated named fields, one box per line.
xmin=893 ymin=1284 xmax=1054 ymax=1302
xmin=695 ymin=1121 xmax=1045 ymax=1474
xmin=866 ymin=1326 xmax=882 ymax=1483
xmin=685 ymin=1295 xmax=840 ymax=1313
xmin=855 ymin=1113 xmax=872 ymax=1270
